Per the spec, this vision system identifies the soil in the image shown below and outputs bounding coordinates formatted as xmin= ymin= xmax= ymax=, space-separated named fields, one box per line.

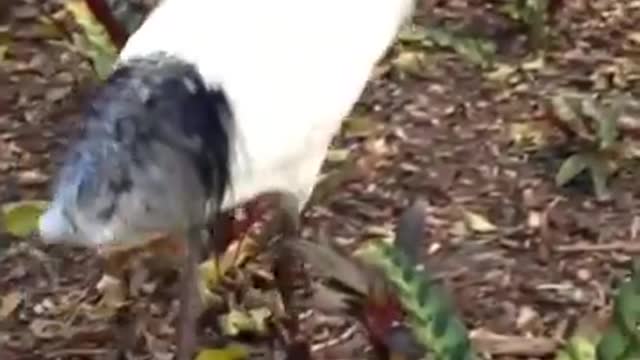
xmin=2 ymin=0 xmax=640 ymax=359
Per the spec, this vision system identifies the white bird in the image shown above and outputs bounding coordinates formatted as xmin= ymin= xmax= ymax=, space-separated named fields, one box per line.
xmin=38 ymin=0 xmax=415 ymax=358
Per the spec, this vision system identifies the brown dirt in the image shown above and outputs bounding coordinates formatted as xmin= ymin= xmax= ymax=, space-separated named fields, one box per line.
xmin=2 ymin=0 xmax=640 ymax=359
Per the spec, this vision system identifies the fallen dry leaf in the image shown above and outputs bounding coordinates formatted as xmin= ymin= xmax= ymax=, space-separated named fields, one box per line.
xmin=342 ymin=114 xmax=377 ymax=139
xmin=521 ymin=56 xmax=545 ymax=71
xmin=0 ymin=291 xmax=22 ymax=319
xmin=95 ymin=274 xmax=127 ymax=309
xmin=391 ymin=50 xmax=430 ymax=77
xmin=219 ymin=308 xmax=272 ymax=337
xmin=199 ymin=234 xmax=259 ymax=290
xmin=326 ymin=148 xmax=350 ymax=163
xmin=485 ymin=63 xmax=518 ymax=82
xmin=29 ymin=319 xmax=68 ymax=339
xmin=509 ymin=122 xmax=550 ymax=150
xmin=16 ymin=170 xmax=48 ymax=186
xmin=628 ymin=32 xmax=640 ymax=45
xmin=462 ymin=209 xmax=497 ymax=233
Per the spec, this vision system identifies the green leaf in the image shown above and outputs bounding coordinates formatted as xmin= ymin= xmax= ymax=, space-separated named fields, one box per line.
xmin=397 ymin=24 xmax=429 ymax=42
xmin=585 ymin=154 xmax=611 ymax=201
xmin=1 ymin=201 xmax=49 ymax=238
xmin=398 ymin=24 xmax=495 ymax=68
xmin=424 ymin=26 xmax=495 ymax=68
xmin=596 ymin=259 xmax=640 ymax=360
xmin=195 ymin=345 xmax=249 ymax=360
xmin=0 ymin=45 xmax=8 ymax=62
xmin=524 ymin=0 xmax=549 ymax=48
xmin=358 ymin=241 xmax=474 ymax=360
xmin=555 ymin=335 xmax=596 ymax=360
xmin=555 ymin=153 xmax=589 ymax=187
xmin=597 ymin=327 xmax=632 ymax=360
xmin=581 ymin=99 xmax=620 ymax=150
xmin=597 ymin=113 xmax=620 ymax=150
xmin=64 ymin=0 xmax=118 ymax=80
xmin=219 ymin=308 xmax=271 ymax=337
xmin=550 ymin=93 xmax=592 ymax=139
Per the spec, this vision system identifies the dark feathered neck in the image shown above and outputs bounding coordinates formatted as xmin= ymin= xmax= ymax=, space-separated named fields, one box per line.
xmin=80 ymin=53 xmax=232 ymax=202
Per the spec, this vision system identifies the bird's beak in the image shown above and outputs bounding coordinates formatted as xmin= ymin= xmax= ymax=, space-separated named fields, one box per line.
xmin=38 ymin=205 xmax=73 ymax=244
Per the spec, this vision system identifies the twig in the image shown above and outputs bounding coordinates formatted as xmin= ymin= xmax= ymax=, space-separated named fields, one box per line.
xmin=470 ymin=329 xmax=558 ymax=356
xmin=310 ymin=323 xmax=360 ymax=353
xmin=44 ymin=348 xmax=110 ymax=358
xmin=554 ymin=242 xmax=640 ymax=253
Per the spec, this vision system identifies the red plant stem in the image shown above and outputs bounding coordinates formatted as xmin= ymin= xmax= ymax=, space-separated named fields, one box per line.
xmin=84 ymin=0 xmax=129 ymax=49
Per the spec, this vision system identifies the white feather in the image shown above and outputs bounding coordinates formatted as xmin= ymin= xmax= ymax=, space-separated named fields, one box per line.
xmin=118 ymin=0 xmax=415 ymax=213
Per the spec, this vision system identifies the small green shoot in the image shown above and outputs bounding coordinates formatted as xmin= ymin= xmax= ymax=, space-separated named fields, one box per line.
xmin=550 ymin=92 xmax=629 ymax=200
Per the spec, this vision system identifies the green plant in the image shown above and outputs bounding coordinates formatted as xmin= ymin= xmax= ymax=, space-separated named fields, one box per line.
xmin=596 ymin=259 xmax=640 ymax=359
xmin=555 ymin=259 xmax=640 ymax=360
xmin=65 ymin=0 xmax=119 ymax=80
xmin=498 ymin=0 xmax=550 ymax=49
xmin=397 ymin=24 xmax=496 ymax=69
xmin=550 ymin=91 xmax=632 ymax=200
xmin=358 ymin=240 xmax=474 ymax=360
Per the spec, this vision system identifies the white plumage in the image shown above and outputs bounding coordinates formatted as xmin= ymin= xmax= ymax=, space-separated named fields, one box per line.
xmin=118 ymin=0 xmax=415 ymax=213
xmin=38 ymin=0 xmax=415 ymax=357
xmin=39 ymin=0 xmax=415 ymax=248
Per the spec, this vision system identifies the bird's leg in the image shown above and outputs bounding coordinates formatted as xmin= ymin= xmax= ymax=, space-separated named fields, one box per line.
xmin=272 ymin=193 xmax=303 ymax=338
xmin=276 ymin=193 xmax=301 ymax=238
xmin=210 ymin=211 xmax=236 ymax=255
xmin=176 ymin=227 xmax=205 ymax=360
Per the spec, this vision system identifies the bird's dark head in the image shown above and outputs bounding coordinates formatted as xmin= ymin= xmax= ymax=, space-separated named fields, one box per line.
xmin=39 ymin=53 xmax=232 ymax=248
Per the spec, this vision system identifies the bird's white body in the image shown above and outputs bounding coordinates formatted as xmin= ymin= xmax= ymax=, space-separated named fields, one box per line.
xmin=38 ymin=3 xmax=415 ymax=357
xmin=119 ymin=0 xmax=414 ymax=213
xmin=38 ymin=0 xmax=415 ymax=248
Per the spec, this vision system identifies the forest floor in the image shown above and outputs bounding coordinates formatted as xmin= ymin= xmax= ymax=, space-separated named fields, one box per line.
xmin=2 ymin=1 xmax=640 ymax=359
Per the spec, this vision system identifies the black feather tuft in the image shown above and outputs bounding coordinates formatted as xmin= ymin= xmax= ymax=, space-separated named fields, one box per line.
xmin=51 ymin=52 xmax=233 ymax=235
xmin=84 ymin=52 xmax=232 ymax=203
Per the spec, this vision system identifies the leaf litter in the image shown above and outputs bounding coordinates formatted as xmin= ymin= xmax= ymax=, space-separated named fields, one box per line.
xmin=2 ymin=0 xmax=640 ymax=359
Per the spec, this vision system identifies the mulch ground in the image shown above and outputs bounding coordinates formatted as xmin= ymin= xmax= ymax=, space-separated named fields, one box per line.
xmin=2 ymin=0 xmax=640 ymax=359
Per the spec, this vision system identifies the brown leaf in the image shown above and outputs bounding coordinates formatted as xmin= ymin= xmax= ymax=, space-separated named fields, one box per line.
xmin=326 ymin=148 xmax=350 ymax=163
xmin=391 ymin=50 xmax=430 ymax=77
xmin=13 ymin=5 xmax=39 ymax=20
xmin=342 ymin=114 xmax=377 ymax=139
xmin=16 ymin=169 xmax=48 ymax=186
xmin=484 ymin=63 xmax=517 ymax=82
xmin=286 ymin=238 xmax=370 ymax=295
xmin=509 ymin=122 xmax=550 ymax=149
xmin=29 ymin=319 xmax=68 ymax=339
xmin=0 ymin=291 xmax=22 ymax=319
xmin=96 ymin=274 xmax=128 ymax=309
xmin=200 ymin=234 xmax=259 ymax=290
xmin=628 ymin=32 xmax=640 ymax=45
xmin=45 ymin=86 xmax=73 ymax=103
xmin=462 ymin=209 xmax=497 ymax=233
xmin=304 ymin=283 xmax=356 ymax=315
